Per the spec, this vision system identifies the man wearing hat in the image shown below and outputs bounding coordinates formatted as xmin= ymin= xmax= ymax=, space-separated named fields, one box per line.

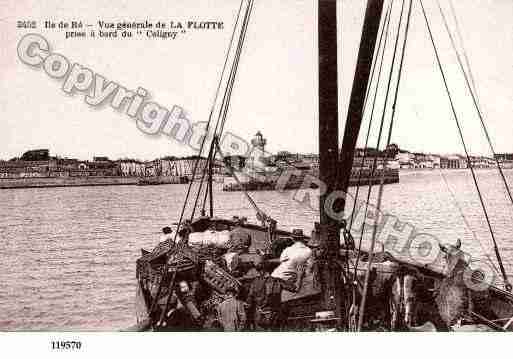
xmin=271 ymin=229 xmax=312 ymax=292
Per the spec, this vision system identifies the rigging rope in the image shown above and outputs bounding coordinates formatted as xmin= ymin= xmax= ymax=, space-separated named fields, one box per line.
xmin=201 ymin=148 xmax=214 ymax=215
xmin=213 ymin=136 xmax=270 ymax=223
xmin=207 ymin=0 xmax=256 ymax=217
xmin=190 ymin=0 xmax=254 ymax=220
xmin=210 ymin=0 xmax=272 ymax=226
xmin=189 ymin=0 xmax=247 ymax=220
xmin=358 ymin=0 xmax=411 ymax=331
xmin=343 ymin=3 xmax=394 ymax=311
xmin=349 ymin=0 xmax=394 ymax=232
xmin=218 ymin=0 xmax=255 ymax=138
xmin=347 ymin=2 xmax=395 ymax=314
xmin=183 ymin=0 xmax=246 ymax=225
xmin=190 ymin=148 xmax=211 ymax=219
xmin=419 ymin=0 xmax=511 ymax=291
xmin=437 ymin=168 xmax=500 ymax=275
xmin=436 ymin=0 xmax=513 ymax=210
xmin=447 ymin=0 xmax=481 ymax=110
xmin=147 ymin=0 xmax=247 ymax=322
xmin=351 ymin=0 xmax=394 ymax=280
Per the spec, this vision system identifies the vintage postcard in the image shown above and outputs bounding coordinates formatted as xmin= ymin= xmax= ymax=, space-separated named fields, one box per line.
xmin=1 ymin=0 xmax=512 ymax=356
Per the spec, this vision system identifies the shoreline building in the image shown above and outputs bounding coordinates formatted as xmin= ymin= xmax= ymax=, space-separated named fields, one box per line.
xmin=495 ymin=153 xmax=513 ymax=169
xmin=0 ymin=149 xmax=121 ymax=178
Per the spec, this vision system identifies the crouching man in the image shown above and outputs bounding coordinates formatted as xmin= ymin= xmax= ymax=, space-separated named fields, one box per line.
xmin=271 ymin=229 xmax=312 ymax=292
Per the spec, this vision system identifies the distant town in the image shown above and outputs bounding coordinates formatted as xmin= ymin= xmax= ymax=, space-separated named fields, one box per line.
xmin=1 ymin=132 xmax=513 ymax=180
xmin=0 ymin=149 xmax=210 ymax=179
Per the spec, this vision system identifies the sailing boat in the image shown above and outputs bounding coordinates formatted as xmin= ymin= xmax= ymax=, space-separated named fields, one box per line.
xmin=132 ymin=0 xmax=513 ymax=331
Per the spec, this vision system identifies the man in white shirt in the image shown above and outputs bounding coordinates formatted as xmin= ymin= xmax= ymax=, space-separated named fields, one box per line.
xmin=271 ymin=229 xmax=312 ymax=292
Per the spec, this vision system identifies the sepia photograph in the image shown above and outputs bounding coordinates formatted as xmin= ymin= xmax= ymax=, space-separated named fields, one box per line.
xmin=1 ymin=0 xmax=513 ymax=355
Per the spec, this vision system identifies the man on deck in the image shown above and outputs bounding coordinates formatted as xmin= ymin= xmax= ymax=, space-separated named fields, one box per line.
xmin=271 ymin=229 xmax=312 ymax=292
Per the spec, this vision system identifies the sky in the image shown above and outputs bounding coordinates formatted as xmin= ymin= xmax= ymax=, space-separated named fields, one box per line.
xmin=1 ymin=0 xmax=512 ymax=161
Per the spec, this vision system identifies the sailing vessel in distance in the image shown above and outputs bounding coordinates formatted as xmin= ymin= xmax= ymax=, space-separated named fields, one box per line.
xmin=132 ymin=0 xmax=513 ymax=331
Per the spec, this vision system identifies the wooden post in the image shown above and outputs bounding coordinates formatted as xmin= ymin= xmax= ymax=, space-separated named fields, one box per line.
xmin=318 ymin=0 xmax=342 ymax=320
xmin=317 ymin=0 xmax=385 ymax=327
xmin=336 ymin=0 xmax=385 ymax=202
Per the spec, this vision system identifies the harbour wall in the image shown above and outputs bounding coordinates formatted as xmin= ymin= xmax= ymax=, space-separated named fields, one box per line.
xmin=0 ymin=176 xmax=183 ymax=189
xmin=223 ymin=169 xmax=400 ymax=191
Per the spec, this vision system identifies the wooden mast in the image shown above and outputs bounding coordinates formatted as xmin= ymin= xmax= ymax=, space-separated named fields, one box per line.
xmin=317 ymin=0 xmax=341 ymax=320
xmin=317 ymin=0 xmax=385 ymax=326
xmin=318 ymin=1 xmax=339 ymax=224
xmin=336 ymin=0 xmax=384 ymax=205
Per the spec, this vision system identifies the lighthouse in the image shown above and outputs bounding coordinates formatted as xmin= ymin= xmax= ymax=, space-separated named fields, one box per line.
xmin=251 ymin=131 xmax=267 ymax=152
xmin=249 ymin=131 xmax=267 ymax=174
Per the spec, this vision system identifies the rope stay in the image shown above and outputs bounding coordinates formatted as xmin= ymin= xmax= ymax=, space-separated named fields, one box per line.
xmin=349 ymin=0 xmax=394 ymax=233
xmin=418 ymin=0 xmax=511 ymax=291
xmin=351 ymin=0 xmax=394 ymax=279
xmin=436 ymin=0 xmax=513 ymax=210
xmin=210 ymin=0 xmax=275 ymax=227
xmin=190 ymin=0 xmax=253 ymax=220
xmin=437 ymin=169 xmax=500 ymax=275
xmin=190 ymin=0 xmax=260 ymax=222
xmin=147 ymin=0 xmax=251 ymax=325
xmin=357 ymin=0 xmax=412 ymax=331
xmin=347 ymin=3 xmax=395 ymax=329
xmin=447 ymin=0 xmax=481 ymax=111
xmin=180 ymin=0 xmax=246 ymax=231
xmin=213 ymin=136 xmax=271 ymax=224
xmin=218 ymin=0 xmax=255 ymax=138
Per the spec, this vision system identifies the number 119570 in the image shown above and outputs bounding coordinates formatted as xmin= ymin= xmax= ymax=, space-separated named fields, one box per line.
xmin=51 ymin=341 xmax=82 ymax=350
